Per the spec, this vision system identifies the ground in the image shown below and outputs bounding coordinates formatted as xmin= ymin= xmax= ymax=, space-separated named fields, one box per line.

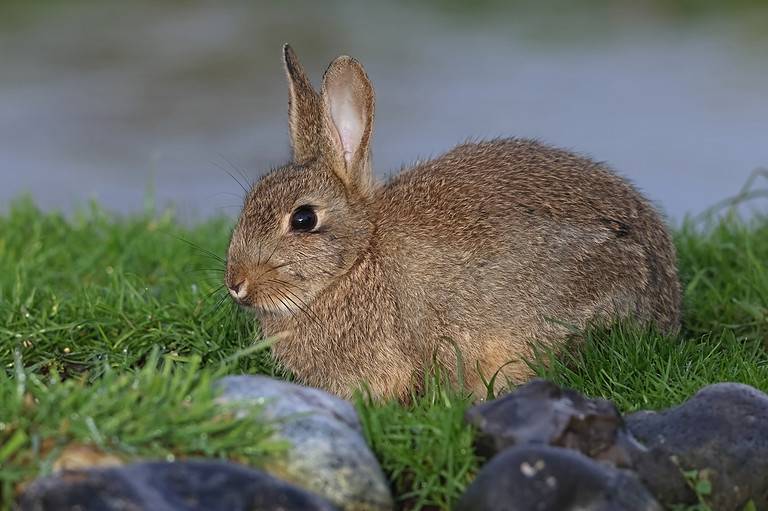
xmin=1 ymin=197 xmax=766 ymax=510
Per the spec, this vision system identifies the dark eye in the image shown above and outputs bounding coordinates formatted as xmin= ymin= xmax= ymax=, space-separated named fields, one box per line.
xmin=290 ymin=205 xmax=318 ymax=232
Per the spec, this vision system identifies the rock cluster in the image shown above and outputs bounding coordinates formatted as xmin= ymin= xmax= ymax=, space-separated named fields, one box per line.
xmin=19 ymin=460 xmax=339 ymax=511
xmin=459 ymin=379 xmax=768 ymax=511
xmin=19 ymin=376 xmax=392 ymax=511
xmin=16 ymin=377 xmax=768 ymax=510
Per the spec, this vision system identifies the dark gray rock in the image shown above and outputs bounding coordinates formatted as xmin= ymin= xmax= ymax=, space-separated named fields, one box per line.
xmin=455 ymin=445 xmax=662 ymax=511
xmin=465 ymin=380 xmax=768 ymax=509
xmin=17 ymin=460 xmax=339 ymax=511
xmin=465 ymin=379 xmax=638 ymax=466
xmin=626 ymin=382 xmax=768 ymax=511
xmin=215 ymin=375 xmax=393 ymax=511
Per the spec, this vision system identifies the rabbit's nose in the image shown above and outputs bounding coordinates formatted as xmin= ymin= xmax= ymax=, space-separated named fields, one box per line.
xmin=228 ymin=279 xmax=248 ymax=301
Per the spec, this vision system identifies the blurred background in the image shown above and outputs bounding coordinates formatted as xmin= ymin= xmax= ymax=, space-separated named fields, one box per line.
xmin=1 ymin=0 xmax=767 ymax=222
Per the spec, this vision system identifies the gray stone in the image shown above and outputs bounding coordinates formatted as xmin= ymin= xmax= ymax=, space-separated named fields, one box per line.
xmin=465 ymin=380 xmax=768 ymax=510
xmin=18 ymin=460 xmax=339 ymax=511
xmin=455 ymin=445 xmax=663 ymax=511
xmin=215 ymin=375 xmax=393 ymax=511
xmin=626 ymin=382 xmax=768 ymax=511
xmin=465 ymin=379 xmax=638 ymax=466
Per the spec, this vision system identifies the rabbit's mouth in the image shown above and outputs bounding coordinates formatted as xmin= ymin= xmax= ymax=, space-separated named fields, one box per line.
xmin=228 ymin=283 xmax=312 ymax=320
xmin=226 ymin=260 xmax=321 ymax=320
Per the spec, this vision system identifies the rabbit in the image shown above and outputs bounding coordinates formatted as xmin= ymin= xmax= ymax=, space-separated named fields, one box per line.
xmin=225 ymin=44 xmax=681 ymax=401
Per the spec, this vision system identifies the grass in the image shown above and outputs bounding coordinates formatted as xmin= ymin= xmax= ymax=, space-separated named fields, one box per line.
xmin=1 ymin=196 xmax=768 ymax=510
xmin=0 ymin=200 xmax=279 ymax=378
xmin=356 ymin=366 xmax=478 ymax=511
xmin=0 ymin=349 xmax=286 ymax=509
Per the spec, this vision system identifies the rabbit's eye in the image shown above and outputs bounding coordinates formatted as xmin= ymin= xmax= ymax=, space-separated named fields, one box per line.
xmin=290 ymin=206 xmax=318 ymax=232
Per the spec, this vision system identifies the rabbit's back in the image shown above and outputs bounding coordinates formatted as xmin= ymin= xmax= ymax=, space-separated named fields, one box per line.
xmin=380 ymin=139 xmax=650 ymax=233
xmin=374 ymin=138 xmax=681 ymax=341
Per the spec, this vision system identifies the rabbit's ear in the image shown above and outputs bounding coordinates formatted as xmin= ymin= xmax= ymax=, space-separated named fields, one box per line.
xmin=283 ymin=44 xmax=322 ymax=163
xmin=320 ymin=55 xmax=375 ymax=194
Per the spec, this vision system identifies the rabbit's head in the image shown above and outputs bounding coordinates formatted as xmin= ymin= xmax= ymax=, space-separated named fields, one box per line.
xmin=226 ymin=45 xmax=376 ymax=316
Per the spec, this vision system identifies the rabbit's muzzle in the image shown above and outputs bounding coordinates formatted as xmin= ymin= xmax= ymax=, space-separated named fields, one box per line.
xmin=225 ymin=262 xmax=299 ymax=317
xmin=225 ymin=263 xmax=260 ymax=307
xmin=227 ymin=278 xmax=248 ymax=302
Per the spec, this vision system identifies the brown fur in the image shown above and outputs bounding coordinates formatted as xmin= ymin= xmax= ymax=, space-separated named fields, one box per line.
xmin=225 ymin=45 xmax=681 ymax=401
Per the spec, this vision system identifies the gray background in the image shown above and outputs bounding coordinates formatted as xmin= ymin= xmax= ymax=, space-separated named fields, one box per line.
xmin=1 ymin=0 xmax=767 ymax=222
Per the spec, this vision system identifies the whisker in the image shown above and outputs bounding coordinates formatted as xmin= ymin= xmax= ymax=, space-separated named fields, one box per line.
xmin=273 ymin=287 xmax=320 ymax=329
xmin=212 ymin=157 xmax=249 ymax=196
xmin=266 ymin=278 xmax=306 ymax=292
xmin=274 ymin=294 xmax=297 ymax=322
xmin=204 ymin=292 xmax=230 ymax=317
xmin=269 ymin=284 xmax=323 ymax=329
xmin=206 ymin=284 xmax=227 ymax=300
xmin=265 ymin=293 xmax=283 ymax=316
xmin=186 ymin=275 xmax=226 ymax=288
xmin=258 ymin=252 xmax=336 ymax=276
xmin=224 ymin=168 xmax=249 ymax=196
xmin=170 ymin=234 xmax=226 ymax=263
xmin=218 ymin=153 xmax=254 ymax=190
xmin=254 ymin=261 xmax=293 ymax=281
xmin=263 ymin=243 xmax=279 ymax=267
xmin=281 ymin=287 xmax=324 ymax=327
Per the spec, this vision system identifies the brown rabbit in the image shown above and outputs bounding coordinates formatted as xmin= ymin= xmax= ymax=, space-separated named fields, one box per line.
xmin=225 ymin=45 xmax=681 ymax=401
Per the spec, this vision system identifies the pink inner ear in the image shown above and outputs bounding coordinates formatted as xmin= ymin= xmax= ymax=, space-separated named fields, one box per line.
xmin=329 ymin=86 xmax=363 ymax=164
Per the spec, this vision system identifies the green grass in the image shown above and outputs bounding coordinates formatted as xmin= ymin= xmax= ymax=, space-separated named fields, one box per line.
xmin=0 ymin=199 xmax=279 ymax=378
xmin=356 ymin=366 xmax=478 ymax=511
xmin=1 ymin=196 xmax=768 ymax=510
xmin=0 ymin=349 xmax=286 ymax=508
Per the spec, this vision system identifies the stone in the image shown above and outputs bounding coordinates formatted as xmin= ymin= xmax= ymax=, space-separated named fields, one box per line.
xmin=465 ymin=379 xmax=638 ymax=466
xmin=18 ymin=459 xmax=339 ymax=511
xmin=455 ymin=445 xmax=663 ymax=511
xmin=626 ymin=382 xmax=768 ymax=510
xmin=465 ymin=380 xmax=768 ymax=509
xmin=215 ymin=375 xmax=393 ymax=511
